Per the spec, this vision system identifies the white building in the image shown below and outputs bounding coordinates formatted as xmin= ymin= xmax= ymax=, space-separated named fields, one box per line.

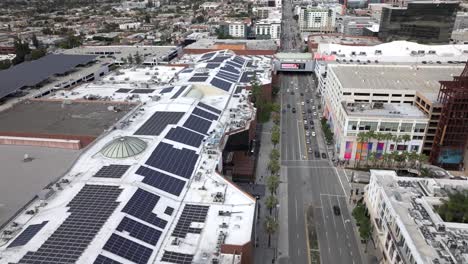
xmin=200 ymin=1 xmax=222 ymax=10
xmin=227 ymin=22 xmax=247 ymax=38
xmin=255 ymin=18 xmax=281 ymax=40
xmin=321 ymin=64 xmax=463 ymax=160
xmin=297 ymin=6 xmax=336 ymax=32
xmin=365 ymin=170 xmax=468 ymax=264
xmin=119 ymin=22 xmax=142 ymax=30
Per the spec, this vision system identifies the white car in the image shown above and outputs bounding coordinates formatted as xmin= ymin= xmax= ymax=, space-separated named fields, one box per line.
xmin=312 ymin=106 xmax=316 ymax=110
xmin=306 ymin=131 xmax=310 ymax=136
xmin=287 ymin=89 xmax=290 ymax=93
xmin=301 ymin=101 xmax=305 ymax=106
xmin=313 ymin=112 xmax=317 ymax=116
xmin=312 ymin=132 xmax=316 ymax=137
xmin=304 ymin=120 xmax=308 ymax=125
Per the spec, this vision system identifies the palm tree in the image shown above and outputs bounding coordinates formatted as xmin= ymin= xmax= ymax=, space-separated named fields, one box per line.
xmin=374 ymin=133 xmax=384 ymax=159
xmin=382 ymin=153 xmax=391 ymax=168
xmin=390 ymin=151 xmax=399 ymax=168
xmin=400 ymin=151 xmax=409 ymax=168
xmin=383 ymin=133 xmax=393 ymax=155
xmin=264 ymin=216 xmax=279 ymax=248
xmin=408 ymin=151 xmax=419 ymax=168
xmin=356 ymin=132 xmax=368 ymax=168
xmin=368 ymin=152 xmax=377 ymax=168
xmin=265 ymin=195 xmax=278 ymax=215
xmin=393 ymin=135 xmax=402 ymax=151
xmin=417 ymin=153 xmax=429 ymax=171
xmin=401 ymin=134 xmax=411 ymax=151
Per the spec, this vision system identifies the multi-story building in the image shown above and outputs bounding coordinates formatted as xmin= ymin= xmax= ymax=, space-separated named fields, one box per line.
xmin=337 ymin=16 xmax=379 ymax=36
xmin=365 ymin=170 xmax=468 ymax=264
xmin=453 ymin=12 xmax=468 ymax=31
xmin=254 ymin=18 xmax=281 ymax=40
xmin=298 ymin=6 xmax=336 ymax=32
xmin=379 ymin=2 xmax=460 ymax=44
xmin=225 ymin=21 xmax=248 ymax=38
xmin=321 ymin=63 xmax=464 ymax=161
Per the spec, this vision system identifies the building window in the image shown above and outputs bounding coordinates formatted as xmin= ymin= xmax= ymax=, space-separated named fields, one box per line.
xmin=358 ymin=121 xmax=378 ymax=131
xmin=412 ymin=135 xmax=424 ymax=140
xmin=411 ymin=145 xmax=419 ymax=152
xmin=379 ymin=122 xmax=399 ymax=132
xmin=400 ymin=123 xmax=413 ymax=133
xmin=355 ymin=93 xmax=370 ymax=96
xmin=343 ymin=92 xmax=352 ymax=95
xmin=414 ymin=123 xmax=426 ymax=133
xmin=392 ymin=94 xmax=402 ymax=97
xmin=373 ymin=93 xmax=389 ymax=97
xmin=404 ymin=94 xmax=414 ymax=97
xmin=348 ymin=121 xmax=358 ymax=131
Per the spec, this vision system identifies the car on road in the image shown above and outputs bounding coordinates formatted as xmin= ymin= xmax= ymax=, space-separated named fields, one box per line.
xmin=300 ymin=93 xmax=304 ymax=96
xmin=313 ymin=112 xmax=317 ymax=116
xmin=311 ymin=132 xmax=316 ymax=137
xmin=304 ymin=120 xmax=308 ymax=125
xmin=322 ymin=153 xmax=327 ymax=159
xmin=287 ymin=89 xmax=290 ymax=92
xmin=308 ymin=147 xmax=313 ymax=154
xmin=314 ymin=151 xmax=320 ymax=158
xmin=333 ymin=205 xmax=341 ymax=216
xmin=292 ymin=107 xmax=296 ymax=113
xmin=301 ymin=101 xmax=305 ymax=106
xmin=312 ymin=106 xmax=316 ymax=110
xmin=306 ymin=138 xmax=310 ymax=144
xmin=306 ymin=131 xmax=310 ymax=136
xmin=290 ymin=91 xmax=294 ymax=95
xmin=304 ymin=125 xmax=309 ymax=130
xmin=302 ymin=110 xmax=306 ymax=115
xmin=307 ymin=108 xmax=312 ymax=113
xmin=287 ymin=104 xmax=291 ymax=108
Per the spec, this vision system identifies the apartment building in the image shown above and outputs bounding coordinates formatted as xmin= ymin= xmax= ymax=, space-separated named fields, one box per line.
xmin=297 ymin=6 xmax=336 ymax=32
xmin=255 ymin=18 xmax=281 ymax=40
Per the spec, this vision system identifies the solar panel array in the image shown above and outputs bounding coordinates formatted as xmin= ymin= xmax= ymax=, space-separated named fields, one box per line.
xmin=103 ymin=234 xmax=152 ymax=264
xmin=206 ymin=63 xmax=220 ymax=69
xmin=136 ymin=166 xmax=186 ymax=196
xmin=165 ymin=127 xmax=205 ymax=148
xmin=145 ymin=142 xmax=199 ymax=179
xmin=161 ymin=251 xmax=194 ymax=264
xmin=134 ymin=111 xmax=185 ymax=136
xmin=209 ymin=56 xmax=231 ymax=63
xmin=160 ymin=87 xmax=174 ymax=94
xmin=93 ymin=165 xmax=130 ymax=178
xmin=183 ymin=115 xmax=212 ymax=135
xmin=116 ymin=217 xmax=162 ymax=246
xmin=122 ymin=188 xmax=167 ymax=229
xmin=115 ymin=88 xmax=131 ymax=93
xmin=199 ymin=52 xmax=215 ymax=61
xmin=132 ymin=89 xmax=155 ymax=94
xmin=164 ymin=207 xmax=174 ymax=216
xmin=172 ymin=204 xmax=209 ymax=238
xmin=197 ymin=102 xmax=222 ymax=114
xmin=233 ymin=56 xmax=246 ymax=65
xmin=240 ymin=71 xmax=254 ymax=83
xmin=192 ymin=107 xmax=218 ymax=121
xmin=216 ymin=71 xmax=239 ymax=83
xmin=210 ymin=78 xmax=232 ymax=92
xmin=94 ymin=255 xmax=122 ymax=264
xmin=171 ymin=86 xmax=187 ymax=99
xmin=188 ymin=76 xmax=208 ymax=82
xmin=17 ymin=185 xmax=122 ymax=264
xmin=226 ymin=60 xmax=243 ymax=69
xmin=7 ymin=221 xmax=48 ymax=248
xmin=221 ymin=65 xmax=240 ymax=74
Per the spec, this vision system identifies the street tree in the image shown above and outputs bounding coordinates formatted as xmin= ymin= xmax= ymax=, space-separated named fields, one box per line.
xmin=268 ymin=159 xmax=280 ymax=175
xmin=265 ymin=195 xmax=278 ymax=215
xmin=266 ymin=175 xmax=280 ymax=195
xmin=264 ymin=216 xmax=279 ymax=248
xmin=134 ymin=52 xmax=142 ymax=65
xmin=270 ymin=148 xmax=280 ymax=161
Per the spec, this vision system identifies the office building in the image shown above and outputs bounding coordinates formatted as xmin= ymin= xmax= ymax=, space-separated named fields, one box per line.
xmin=254 ymin=18 xmax=281 ymax=40
xmin=298 ymin=6 xmax=336 ymax=32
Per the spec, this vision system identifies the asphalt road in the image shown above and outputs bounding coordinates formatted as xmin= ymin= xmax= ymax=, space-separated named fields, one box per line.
xmin=279 ymin=73 xmax=364 ymax=264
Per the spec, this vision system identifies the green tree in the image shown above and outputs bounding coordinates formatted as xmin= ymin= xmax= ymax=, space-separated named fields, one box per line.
xmin=134 ymin=52 xmax=142 ymax=65
xmin=12 ymin=38 xmax=31 ymax=65
xmin=265 ymin=195 xmax=278 ymax=215
xmin=268 ymin=159 xmax=280 ymax=175
xmin=417 ymin=153 xmax=429 ymax=171
xmin=266 ymin=175 xmax=280 ymax=195
xmin=271 ymin=125 xmax=280 ymax=147
xmin=59 ymin=34 xmax=82 ymax=49
xmin=383 ymin=133 xmax=393 ymax=156
xmin=264 ymin=216 xmax=278 ymax=248
xmin=436 ymin=191 xmax=468 ymax=223
xmin=367 ymin=152 xmax=377 ymax=167
xmin=30 ymin=48 xmax=46 ymax=60
xmin=270 ymin=148 xmax=280 ymax=161
xmin=127 ymin=54 xmax=134 ymax=64
xmin=0 ymin=59 xmax=11 ymax=70
xmin=356 ymin=132 xmax=368 ymax=168
xmin=352 ymin=203 xmax=372 ymax=247
xmin=31 ymin=33 xmax=40 ymax=49
xmin=401 ymin=134 xmax=411 ymax=151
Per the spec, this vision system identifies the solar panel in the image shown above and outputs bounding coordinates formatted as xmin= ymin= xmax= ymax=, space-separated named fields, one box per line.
xmin=192 ymin=107 xmax=218 ymax=121
xmin=183 ymin=115 xmax=212 ymax=135
xmin=165 ymin=127 xmax=205 ymax=148
xmin=197 ymin=102 xmax=222 ymax=114
xmin=94 ymin=255 xmax=122 ymax=264
xmin=116 ymin=217 xmax=162 ymax=246
xmin=145 ymin=142 xmax=199 ymax=179
xmin=115 ymin=88 xmax=131 ymax=93
xmin=206 ymin=63 xmax=220 ymax=69
xmin=240 ymin=71 xmax=255 ymax=83
xmin=93 ymin=165 xmax=130 ymax=178
xmin=172 ymin=204 xmax=209 ymax=238
xmin=160 ymin=87 xmax=174 ymax=94
xmin=171 ymin=86 xmax=187 ymax=99
xmin=7 ymin=221 xmax=48 ymax=248
xmin=233 ymin=56 xmax=246 ymax=65
xmin=132 ymin=89 xmax=154 ymax=94
xmin=134 ymin=111 xmax=185 ymax=136
xmin=136 ymin=166 xmax=186 ymax=196
xmin=188 ymin=76 xmax=208 ymax=82
xmin=164 ymin=207 xmax=174 ymax=216
xmin=217 ymin=72 xmax=239 ymax=83
xmin=122 ymin=188 xmax=167 ymax=229
xmin=200 ymin=53 xmax=214 ymax=61
xmin=235 ymin=85 xmax=244 ymax=94
xmin=210 ymin=78 xmax=232 ymax=92
xmin=18 ymin=185 xmax=122 ymax=263
xmin=226 ymin=60 xmax=243 ymax=69
xmin=221 ymin=65 xmax=240 ymax=74
xmin=161 ymin=251 xmax=194 ymax=264
xmin=208 ymin=56 xmax=231 ymax=63
xmin=103 ymin=234 xmax=152 ymax=264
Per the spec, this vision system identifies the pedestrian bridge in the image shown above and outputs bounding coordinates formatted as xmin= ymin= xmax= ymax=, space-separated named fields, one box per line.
xmin=274 ymin=52 xmax=314 ymax=72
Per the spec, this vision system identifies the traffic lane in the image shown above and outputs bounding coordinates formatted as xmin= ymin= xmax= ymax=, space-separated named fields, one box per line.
xmin=338 ymin=196 xmax=363 ymax=264
xmin=314 ymin=206 xmax=330 ymax=264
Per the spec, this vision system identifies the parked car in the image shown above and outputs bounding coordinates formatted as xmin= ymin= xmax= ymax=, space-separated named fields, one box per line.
xmin=314 ymin=151 xmax=320 ymax=158
xmin=333 ymin=205 xmax=341 ymax=216
xmin=300 ymin=93 xmax=304 ymax=96
xmin=292 ymin=107 xmax=296 ymax=113
xmin=311 ymin=132 xmax=316 ymax=137
xmin=304 ymin=125 xmax=309 ymax=130
xmin=322 ymin=153 xmax=327 ymax=159
xmin=308 ymin=147 xmax=313 ymax=154
xmin=313 ymin=112 xmax=317 ymax=116
xmin=307 ymin=108 xmax=312 ymax=113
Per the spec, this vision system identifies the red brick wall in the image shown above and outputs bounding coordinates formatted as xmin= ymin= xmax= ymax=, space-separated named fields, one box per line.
xmin=220 ymin=241 xmax=253 ymax=264
xmin=245 ymin=83 xmax=272 ymax=102
xmin=0 ymin=132 xmax=96 ymax=148
xmin=0 ymin=137 xmax=81 ymax=150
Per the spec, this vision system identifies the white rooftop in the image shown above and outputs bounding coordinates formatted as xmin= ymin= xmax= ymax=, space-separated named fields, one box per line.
xmin=0 ymin=51 xmax=260 ymax=264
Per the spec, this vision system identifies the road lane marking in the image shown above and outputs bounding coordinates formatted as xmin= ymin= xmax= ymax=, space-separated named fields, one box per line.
xmin=296 ymin=121 xmax=303 ymax=159
xmin=295 ymin=198 xmax=298 ymax=220
xmin=334 ymin=167 xmax=347 ymax=196
xmin=319 ymin=193 xmax=346 ymax=197
xmin=304 ymin=207 xmax=312 ymax=264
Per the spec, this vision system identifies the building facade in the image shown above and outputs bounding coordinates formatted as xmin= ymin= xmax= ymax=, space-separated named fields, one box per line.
xmin=254 ymin=18 xmax=281 ymax=40
xmin=379 ymin=2 xmax=459 ymax=44
xmin=298 ymin=7 xmax=336 ymax=32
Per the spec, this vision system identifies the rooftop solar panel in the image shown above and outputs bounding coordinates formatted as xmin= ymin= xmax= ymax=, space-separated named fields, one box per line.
xmin=192 ymin=107 xmax=218 ymax=121
xmin=210 ymin=78 xmax=232 ymax=92
xmin=94 ymin=255 xmax=122 ymax=264
xmin=183 ymin=115 xmax=212 ymax=135
xmin=233 ymin=56 xmax=246 ymax=65
xmin=221 ymin=65 xmax=240 ymax=74
xmin=116 ymin=216 xmax=162 ymax=246
xmin=134 ymin=111 xmax=185 ymax=136
xmin=208 ymin=56 xmax=231 ymax=63
xmin=115 ymin=88 xmax=131 ymax=93
xmin=18 ymin=185 xmax=122 ymax=263
xmin=217 ymin=72 xmax=239 ymax=83
xmin=145 ymin=142 xmax=199 ymax=179
xmin=93 ymin=165 xmax=130 ymax=178
xmin=240 ymin=71 xmax=255 ymax=83
xmin=199 ymin=53 xmax=214 ymax=61
xmin=188 ymin=76 xmax=208 ymax=82
xmin=171 ymin=86 xmax=187 ymax=99
xmin=136 ymin=166 xmax=186 ymax=196
xmin=161 ymin=251 xmax=194 ymax=264
xmin=165 ymin=127 xmax=205 ymax=148
xmin=122 ymin=188 xmax=167 ymax=229
xmin=164 ymin=206 xmax=174 ymax=215
xmin=172 ymin=204 xmax=209 ymax=238
xmin=226 ymin=60 xmax=243 ymax=69
xmin=160 ymin=87 xmax=174 ymax=94
xmin=0 ymin=54 xmax=96 ymax=100
xmin=132 ymin=89 xmax=154 ymax=94
xmin=103 ymin=234 xmax=152 ymax=264
xmin=206 ymin=63 xmax=221 ymax=69
xmin=197 ymin=102 xmax=222 ymax=114
xmin=7 ymin=221 xmax=48 ymax=248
